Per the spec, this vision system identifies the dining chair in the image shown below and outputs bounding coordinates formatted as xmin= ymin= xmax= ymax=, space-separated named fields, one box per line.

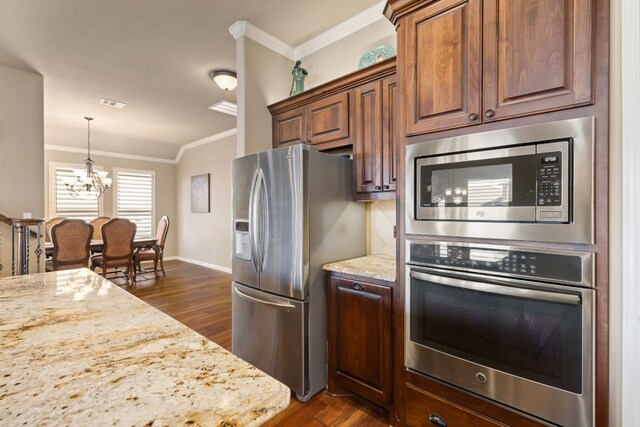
xmin=134 ymin=216 xmax=170 ymax=277
xmin=89 ymin=216 xmax=111 ymax=241
xmin=45 ymin=219 xmax=94 ymax=271
xmin=90 ymin=218 xmax=137 ymax=284
xmin=44 ymin=217 xmax=66 ymax=243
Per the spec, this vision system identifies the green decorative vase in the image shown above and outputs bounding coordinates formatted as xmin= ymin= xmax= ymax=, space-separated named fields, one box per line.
xmin=290 ymin=60 xmax=308 ymax=97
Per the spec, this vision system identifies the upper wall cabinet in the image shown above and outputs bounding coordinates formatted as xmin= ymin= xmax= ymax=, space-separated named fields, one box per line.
xmin=268 ymin=58 xmax=396 ymax=152
xmin=392 ymin=0 xmax=593 ymax=136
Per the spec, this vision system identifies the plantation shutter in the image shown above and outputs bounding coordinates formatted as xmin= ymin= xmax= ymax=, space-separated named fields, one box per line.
xmin=54 ymin=166 xmax=100 ymax=221
xmin=115 ymin=170 xmax=154 ymax=238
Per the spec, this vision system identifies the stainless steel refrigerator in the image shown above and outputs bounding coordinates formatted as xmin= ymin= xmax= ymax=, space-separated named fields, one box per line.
xmin=231 ymin=144 xmax=365 ymax=402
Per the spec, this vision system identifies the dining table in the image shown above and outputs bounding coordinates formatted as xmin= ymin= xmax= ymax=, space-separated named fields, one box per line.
xmin=45 ymin=237 xmax=157 ymax=257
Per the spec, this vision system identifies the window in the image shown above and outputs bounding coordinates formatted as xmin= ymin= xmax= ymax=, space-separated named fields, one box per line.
xmin=49 ymin=163 xmax=102 ymax=221
xmin=114 ymin=168 xmax=155 ymax=238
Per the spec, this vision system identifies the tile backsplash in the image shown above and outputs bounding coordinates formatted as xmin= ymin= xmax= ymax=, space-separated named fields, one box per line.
xmin=366 ymin=200 xmax=396 ymax=256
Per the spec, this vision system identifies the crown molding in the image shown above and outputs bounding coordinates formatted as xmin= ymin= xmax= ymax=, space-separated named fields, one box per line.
xmin=46 ymin=127 xmax=238 ymax=165
xmin=44 ymin=144 xmax=176 ymax=164
xmin=229 ymin=21 xmax=295 ymax=60
xmin=229 ymin=2 xmax=386 ymax=61
xmin=174 ymin=128 xmax=237 ymax=163
xmin=294 ymin=1 xmax=386 ymax=59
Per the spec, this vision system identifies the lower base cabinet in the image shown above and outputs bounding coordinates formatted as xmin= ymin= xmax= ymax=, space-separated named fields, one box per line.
xmin=406 ymin=385 xmax=507 ymax=427
xmin=327 ymin=273 xmax=394 ymax=410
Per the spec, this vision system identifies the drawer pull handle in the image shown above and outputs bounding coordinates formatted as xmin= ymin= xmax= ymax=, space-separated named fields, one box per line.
xmin=351 ymin=283 xmax=363 ymax=291
xmin=429 ymin=414 xmax=447 ymax=427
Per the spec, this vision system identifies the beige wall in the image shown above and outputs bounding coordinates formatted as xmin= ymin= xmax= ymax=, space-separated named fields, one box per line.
xmin=238 ymin=38 xmax=292 ymax=156
xmin=44 ymin=149 xmax=177 ymax=257
xmin=176 ymin=135 xmax=236 ymax=270
xmin=0 ymin=65 xmax=44 ymax=218
xmin=299 ymin=19 xmax=396 ymax=90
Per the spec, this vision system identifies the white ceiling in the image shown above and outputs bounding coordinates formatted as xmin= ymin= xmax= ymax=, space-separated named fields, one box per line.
xmin=0 ymin=0 xmax=380 ymax=159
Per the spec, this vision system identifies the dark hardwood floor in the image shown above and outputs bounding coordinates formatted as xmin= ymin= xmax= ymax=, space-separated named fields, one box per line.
xmin=114 ymin=260 xmax=388 ymax=426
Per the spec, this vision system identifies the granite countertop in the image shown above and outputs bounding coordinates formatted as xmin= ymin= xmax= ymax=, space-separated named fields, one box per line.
xmin=0 ymin=269 xmax=289 ymax=426
xmin=323 ymin=254 xmax=396 ymax=282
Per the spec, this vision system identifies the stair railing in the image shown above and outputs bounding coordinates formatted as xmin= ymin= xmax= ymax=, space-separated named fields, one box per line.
xmin=0 ymin=213 xmax=45 ymax=276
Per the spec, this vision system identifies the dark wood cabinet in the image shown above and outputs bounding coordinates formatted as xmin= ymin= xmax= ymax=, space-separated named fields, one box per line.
xmin=306 ymin=92 xmax=351 ymax=146
xmin=268 ymin=58 xmax=395 ymax=153
xmin=482 ymin=0 xmax=593 ymax=121
xmin=327 ymin=274 xmax=393 ymax=408
xmin=406 ymin=385 xmax=507 ymax=427
xmin=403 ymin=0 xmax=482 ymax=135
xmin=354 ymin=75 xmax=398 ymax=199
xmin=399 ymin=0 xmax=593 ymax=135
xmin=272 ymin=106 xmax=306 ymax=147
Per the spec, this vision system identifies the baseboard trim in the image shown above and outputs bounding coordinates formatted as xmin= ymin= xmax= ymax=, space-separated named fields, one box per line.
xmin=164 ymin=256 xmax=232 ymax=274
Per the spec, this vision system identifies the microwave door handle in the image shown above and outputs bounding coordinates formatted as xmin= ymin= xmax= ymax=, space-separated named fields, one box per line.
xmin=233 ymin=286 xmax=295 ymax=309
xmin=409 ymin=270 xmax=581 ymax=306
xmin=248 ymin=169 xmax=260 ymax=273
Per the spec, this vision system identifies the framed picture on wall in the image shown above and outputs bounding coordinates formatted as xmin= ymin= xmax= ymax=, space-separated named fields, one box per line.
xmin=191 ymin=173 xmax=210 ymax=213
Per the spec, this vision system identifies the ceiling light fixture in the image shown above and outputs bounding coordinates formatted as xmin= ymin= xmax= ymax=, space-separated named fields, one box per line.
xmin=210 ymin=70 xmax=237 ymax=91
xmin=63 ymin=117 xmax=112 ymax=199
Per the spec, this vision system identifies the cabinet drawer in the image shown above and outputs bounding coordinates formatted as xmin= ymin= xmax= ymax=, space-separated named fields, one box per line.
xmin=406 ymin=384 xmax=507 ymax=427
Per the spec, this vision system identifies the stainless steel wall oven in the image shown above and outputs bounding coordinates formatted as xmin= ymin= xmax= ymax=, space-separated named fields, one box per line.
xmin=405 ymin=240 xmax=595 ymax=427
xmin=405 ymin=117 xmax=595 ymax=244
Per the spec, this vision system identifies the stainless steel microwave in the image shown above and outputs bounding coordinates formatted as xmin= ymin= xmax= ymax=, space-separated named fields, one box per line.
xmin=406 ymin=117 xmax=595 ymax=244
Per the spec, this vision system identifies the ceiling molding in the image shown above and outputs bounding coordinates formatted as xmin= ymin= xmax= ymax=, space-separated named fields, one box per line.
xmin=294 ymin=1 xmax=386 ymax=59
xmin=46 ymin=127 xmax=238 ymax=165
xmin=229 ymin=21 xmax=295 ymax=60
xmin=174 ymin=128 xmax=238 ymax=163
xmin=44 ymin=144 xmax=176 ymax=164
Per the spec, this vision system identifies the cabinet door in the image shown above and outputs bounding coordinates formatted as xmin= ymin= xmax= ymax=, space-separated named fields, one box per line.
xmin=482 ymin=0 xmax=593 ymax=121
xmin=403 ymin=0 xmax=482 ymax=135
xmin=382 ymin=75 xmax=398 ymax=192
xmin=354 ymin=80 xmax=383 ymax=193
xmin=406 ymin=385 xmax=508 ymax=427
xmin=272 ymin=106 xmax=305 ymax=148
xmin=306 ymin=92 xmax=351 ymax=147
xmin=328 ymin=277 xmax=392 ymax=406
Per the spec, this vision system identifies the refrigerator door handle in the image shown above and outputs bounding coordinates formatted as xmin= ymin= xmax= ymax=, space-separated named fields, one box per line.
xmin=258 ymin=169 xmax=269 ymax=273
xmin=233 ymin=285 xmax=295 ymax=309
xmin=248 ymin=169 xmax=260 ymax=273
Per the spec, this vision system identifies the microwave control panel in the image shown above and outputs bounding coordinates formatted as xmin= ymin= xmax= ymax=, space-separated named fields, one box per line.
xmin=536 ymin=152 xmax=562 ymax=206
xmin=408 ymin=241 xmax=590 ymax=286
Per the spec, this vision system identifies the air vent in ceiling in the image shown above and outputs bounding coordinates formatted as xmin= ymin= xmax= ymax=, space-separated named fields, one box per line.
xmin=99 ymin=98 xmax=126 ymax=109
xmin=208 ymin=100 xmax=237 ymax=116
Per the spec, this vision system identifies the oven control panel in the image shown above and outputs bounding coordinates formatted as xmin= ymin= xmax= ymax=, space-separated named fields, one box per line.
xmin=408 ymin=241 xmax=592 ymax=286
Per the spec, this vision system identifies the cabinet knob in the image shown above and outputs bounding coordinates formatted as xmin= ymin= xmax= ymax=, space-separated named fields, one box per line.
xmin=428 ymin=414 xmax=447 ymax=427
xmin=375 ymin=185 xmax=382 ymax=190
xmin=383 ymin=185 xmax=390 ymax=190
xmin=468 ymin=113 xmax=478 ymax=121
xmin=351 ymin=283 xmax=363 ymax=291
xmin=484 ymin=109 xmax=495 ymax=119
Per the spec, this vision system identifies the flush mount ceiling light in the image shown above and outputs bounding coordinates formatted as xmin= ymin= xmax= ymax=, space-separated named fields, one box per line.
xmin=210 ymin=70 xmax=237 ymax=91
xmin=63 ymin=117 xmax=112 ymax=199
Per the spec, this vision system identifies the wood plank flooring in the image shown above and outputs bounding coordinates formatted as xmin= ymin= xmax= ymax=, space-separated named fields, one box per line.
xmin=117 ymin=260 xmax=389 ymax=426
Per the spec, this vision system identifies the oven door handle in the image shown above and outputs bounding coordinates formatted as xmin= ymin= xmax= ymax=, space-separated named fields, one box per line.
xmin=409 ymin=270 xmax=581 ymax=306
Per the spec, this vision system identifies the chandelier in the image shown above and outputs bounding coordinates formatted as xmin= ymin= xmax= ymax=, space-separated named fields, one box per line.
xmin=64 ymin=117 xmax=112 ymax=199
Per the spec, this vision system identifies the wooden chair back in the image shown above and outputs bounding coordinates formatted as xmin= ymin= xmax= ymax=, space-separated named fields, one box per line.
xmin=51 ymin=219 xmax=94 ymax=268
xmin=101 ymin=218 xmax=136 ymax=261
xmin=89 ymin=216 xmax=111 ymax=240
xmin=155 ymin=216 xmax=170 ymax=248
xmin=45 ymin=217 xmax=66 ymax=243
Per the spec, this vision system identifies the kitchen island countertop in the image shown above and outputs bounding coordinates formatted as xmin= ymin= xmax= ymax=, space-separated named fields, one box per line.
xmin=0 ymin=269 xmax=289 ymax=426
xmin=323 ymin=254 xmax=396 ymax=282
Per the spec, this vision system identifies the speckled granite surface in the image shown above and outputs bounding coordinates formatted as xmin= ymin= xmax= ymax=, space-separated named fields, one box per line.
xmin=0 ymin=269 xmax=289 ymax=426
xmin=323 ymin=254 xmax=396 ymax=282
